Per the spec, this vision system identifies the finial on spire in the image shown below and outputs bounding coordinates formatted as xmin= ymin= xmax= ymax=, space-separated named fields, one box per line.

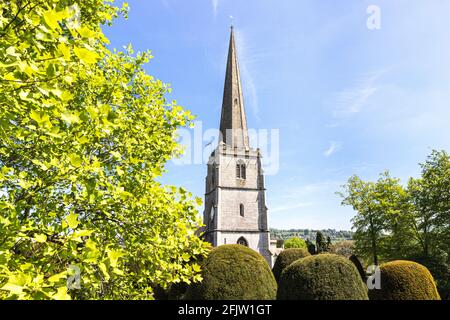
xmin=229 ymin=15 xmax=234 ymax=30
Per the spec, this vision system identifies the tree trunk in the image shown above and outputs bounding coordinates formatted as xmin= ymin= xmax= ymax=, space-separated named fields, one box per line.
xmin=372 ymin=236 xmax=378 ymax=266
xmin=423 ymin=214 xmax=430 ymax=258
xmin=369 ymin=215 xmax=378 ymax=265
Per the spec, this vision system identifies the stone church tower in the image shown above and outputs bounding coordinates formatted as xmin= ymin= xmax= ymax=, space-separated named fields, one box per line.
xmin=203 ymin=27 xmax=272 ymax=265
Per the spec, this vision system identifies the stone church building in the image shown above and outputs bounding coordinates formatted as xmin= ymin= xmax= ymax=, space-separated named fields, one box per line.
xmin=202 ymin=27 xmax=274 ymax=266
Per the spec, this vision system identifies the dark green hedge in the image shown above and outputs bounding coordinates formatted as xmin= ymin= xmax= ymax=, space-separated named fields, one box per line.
xmin=277 ymin=254 xmax=369 ymax=300
xmin=368 ymin=260 xmax=441 ymax=300
xmin=272 ymin=248 xmax=310 ymax=282
xmin=185 ymin=244 xmax=277 ymax=300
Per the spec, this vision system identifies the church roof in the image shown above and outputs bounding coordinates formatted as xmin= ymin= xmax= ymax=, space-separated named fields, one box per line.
xmin=219 ymin=26 xmax=250 ymax=150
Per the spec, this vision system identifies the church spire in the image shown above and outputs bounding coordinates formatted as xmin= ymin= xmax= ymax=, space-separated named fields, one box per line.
xmin=219 ymin=26 xmax=250 ymax=149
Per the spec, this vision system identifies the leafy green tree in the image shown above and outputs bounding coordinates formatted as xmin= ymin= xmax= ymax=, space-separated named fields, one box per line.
xmin=338 ymin=176 xmax=385 ymax=265
xmin=326 ymin=236 xmax=332 ymax=250
xmin=0 ymin=1 xmax=209 ymax=299
xmin=340 ymin=150 xmax=449 ymax=295
xmin=408 ymin=150 xmax=450 ymax=260
xmin=306 ymin=239 xmax=316 ymax=255
xmin=374 ymin=172 xmax=415 ymax=260
xmin=276 ymin=239 xmax=284 ymax=248
xmin=284 ymin=237 xmax=307 ymax=249
xmin=315 ymin=231 xmax=327 ymax=253
xmin=340 ymin=172 xmax=415 ymax=264
xmin=407 ymin=150 xmax=450 ymax=298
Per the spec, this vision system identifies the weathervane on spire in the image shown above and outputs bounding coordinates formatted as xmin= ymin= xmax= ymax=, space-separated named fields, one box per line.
xmin=229 ymin=15 xmax=234 ymax=29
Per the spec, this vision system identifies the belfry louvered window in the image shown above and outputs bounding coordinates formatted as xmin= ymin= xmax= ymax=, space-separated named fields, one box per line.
xmin=236 ymin=161 xmax=246 ymax=179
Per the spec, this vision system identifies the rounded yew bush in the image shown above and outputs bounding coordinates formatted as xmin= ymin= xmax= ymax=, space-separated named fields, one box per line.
xmin=272 ymin=248 xmax=310 ymax=282
xmin=277 ymin=254 xmax=369 ymax=300
xmin=369 ymin=260 xmax=441 ymax=300
xmin=185 ymin=244 xmax=277 ymax=300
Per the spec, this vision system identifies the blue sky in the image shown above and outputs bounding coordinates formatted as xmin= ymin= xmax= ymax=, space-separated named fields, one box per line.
xmin=104 ymin=0 xmax=450 ymax=230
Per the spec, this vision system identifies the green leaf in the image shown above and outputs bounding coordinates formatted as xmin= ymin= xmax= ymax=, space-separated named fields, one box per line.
xmin=51 ymin=287 xmax=71 ymax=300
xmin=1 ymin=273 xmax=29 ymax=295
xmin=107 ymin=250 xmax=125 ymax=268
xmin=99 ymin=262 xmax=110 ymax=281
xmin=113 ymin=268 xmax=124 ymax=276
xmin=1 ymin=283 xmax=23 ymax=295
xmin=43 ymin=9 xmax=64 ymax=30
xmin=61 ymin=91 xmax=74 ymax=102
xmin=181 ymin=253 xmax=190 ymax=262
xmin=48 ymin=272 xmax=67 ymax=283
xmin=30 ymin=110 xmax=42 ymax=122
xmin=66 ymin=213 xmax=79 ymax=229
xmin=37 ymin=86 xmax=50 ymax=96
xmin=73 ymin=229 xmax=93 ymax=237
xmin=58 ymin=43 xmax=71 ymax=61
xmin=74 ymin=47 xmax=100 ymax=64
xmin=61 ymin=111 xmax=80 ymax=124
xmin=31 ymin=159 xmax=49 ymax=171
xmin=6 ymin=46 xmax=20 ymax=58
xmin=78 ymin=26 xmax=97 ymax=39
xmin=34 ymin=234 xmax=47 ymax=243
xmin=111 ymin=151 xmax=121 ymax=159
xmin=18 ymin=179 xmax=32 ymax=190
xmin=69 ymin=153 xmax=82 ymax=167
xmin=192 ymin=263 xmax=201 ymax=273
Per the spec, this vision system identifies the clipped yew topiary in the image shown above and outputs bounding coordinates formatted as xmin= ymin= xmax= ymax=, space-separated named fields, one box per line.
xmin=277 ymin=254 xmax=369 ymax=300
xmin=185 ymin=244 xmax=277 ymax=300
xmin=407 ymin=255 xmax=450 ymax=300
xmin=369 ymin=260 xmax=441 ymax=300
xmin=272 ymin=248 xmax=310 ymax=282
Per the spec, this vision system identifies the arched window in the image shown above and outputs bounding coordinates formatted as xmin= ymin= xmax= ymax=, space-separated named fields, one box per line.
xmin=239 ymin=203 xmax=244 ymax=217
xmin=237 ymin=237 xmax=248 ymax=246
xmin=236 ymin=161 xmax=246 ymax=179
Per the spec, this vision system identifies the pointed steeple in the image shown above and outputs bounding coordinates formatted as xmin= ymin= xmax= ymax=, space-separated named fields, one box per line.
xmin=219 ymin=26 xmax=250 ymax=149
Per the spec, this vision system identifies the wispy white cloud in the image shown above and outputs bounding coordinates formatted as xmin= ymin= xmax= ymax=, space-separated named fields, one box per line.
xmin=283 ymin=181 xmax=341 ymax=196
xmin=234 ymin=29 xmax=260 ymax=121
xmin=271 ymin=181 xmax=341 ymax=205
xmin=323 ymin=141 xmax=342 ymax=157
xmin=267 ymin=180 xmax=354 ymax=229
xmin=332 ymin=70 xmax=386 ymax=120
xmin=271 ymin=202 xmax=313 ymax=213
xmin=212 ymin=0 xmax=219 ymax=18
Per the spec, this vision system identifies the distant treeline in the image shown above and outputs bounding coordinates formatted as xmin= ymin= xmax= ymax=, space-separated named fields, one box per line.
xmin=270 ymin=228 xmax=353 ymax=242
